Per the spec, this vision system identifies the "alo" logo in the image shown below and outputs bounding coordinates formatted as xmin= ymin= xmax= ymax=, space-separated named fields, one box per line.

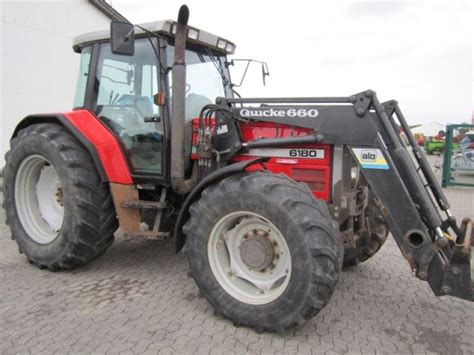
xmin=361 ymin=150 xmax=377 ymax=162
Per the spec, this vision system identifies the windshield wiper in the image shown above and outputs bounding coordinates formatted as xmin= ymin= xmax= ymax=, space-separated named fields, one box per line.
xmin=205 ymin=48 xmax=230 ymax=88
xmin=135 ymin=25 xmax=170 ymax=76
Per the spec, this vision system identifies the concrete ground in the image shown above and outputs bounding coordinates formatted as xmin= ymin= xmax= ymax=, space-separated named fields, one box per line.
xmin=1 ymin=171 xmax=473 ymax=354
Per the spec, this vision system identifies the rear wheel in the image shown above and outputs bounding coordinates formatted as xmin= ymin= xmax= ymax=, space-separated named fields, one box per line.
xmin=3 ymin=123 xmax=118 ymax=270
xmin=184 ymin=172 xmax=343 ymax=332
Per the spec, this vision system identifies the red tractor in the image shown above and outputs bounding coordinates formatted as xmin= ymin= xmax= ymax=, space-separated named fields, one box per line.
xmin=2 ymin=6 xmax=472 ymax=332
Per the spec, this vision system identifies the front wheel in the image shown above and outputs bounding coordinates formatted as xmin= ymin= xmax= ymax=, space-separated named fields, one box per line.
xmin=184 ymin=172 xmax=343 ymax=332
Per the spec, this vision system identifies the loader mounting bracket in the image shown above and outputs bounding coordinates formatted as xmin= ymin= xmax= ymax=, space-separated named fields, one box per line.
xmin=350 ymin=90 xmax=373 ymax=117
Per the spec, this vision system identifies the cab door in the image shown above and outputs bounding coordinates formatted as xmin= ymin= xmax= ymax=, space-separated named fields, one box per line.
xmin=92 ymin=38 xmax=167 ymax=181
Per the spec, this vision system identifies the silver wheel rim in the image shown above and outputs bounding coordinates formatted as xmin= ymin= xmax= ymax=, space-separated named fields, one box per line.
xmin=14 ymin=155 xmax=64 ymax=244
xmin=208 ymin=211 xmax=292 ymax=305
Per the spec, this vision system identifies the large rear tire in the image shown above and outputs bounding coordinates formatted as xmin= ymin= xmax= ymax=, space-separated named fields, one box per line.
xmin=2 ymin=123 xmax=118 ymax=270
xmin=184 ymin=172 xmax=343 ymax=332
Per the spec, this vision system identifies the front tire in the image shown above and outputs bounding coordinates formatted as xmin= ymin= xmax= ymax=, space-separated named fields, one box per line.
xmin=3 ymin=123 xmax=118 ymax=270
xmin=184 ymin=172 xmax=343 ymax=332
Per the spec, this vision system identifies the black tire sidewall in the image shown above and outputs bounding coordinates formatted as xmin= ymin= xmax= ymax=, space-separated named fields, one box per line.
xmin=5 ymin=130 xmax=77 ymax=262
xmin=186 ymin=182 xmax=338 ymax=329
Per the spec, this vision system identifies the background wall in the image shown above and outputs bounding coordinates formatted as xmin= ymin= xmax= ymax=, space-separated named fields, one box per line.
xmin=0 ymin=0 xmax=111 ymax=167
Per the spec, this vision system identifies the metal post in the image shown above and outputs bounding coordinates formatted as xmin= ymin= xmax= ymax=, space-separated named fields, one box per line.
xmin=442 ymin=125 xmax=453 ymax=188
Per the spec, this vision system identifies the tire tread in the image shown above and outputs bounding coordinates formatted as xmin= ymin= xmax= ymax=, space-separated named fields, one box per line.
xmin=185 ymin=172 xmax=343 ymax=333
xmin=2 ymin=123 xmax=118 ymax=270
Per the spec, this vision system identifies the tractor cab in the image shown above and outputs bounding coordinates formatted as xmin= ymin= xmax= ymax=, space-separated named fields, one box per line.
xmin=72 ymin=20 xmax=235 ymax=178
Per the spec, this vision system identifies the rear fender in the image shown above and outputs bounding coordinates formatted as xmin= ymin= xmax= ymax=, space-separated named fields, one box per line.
xmin=174 ymin=157 xmax=269 ymax=252
xmin=11 ymin=110 xmax=132 ymax=184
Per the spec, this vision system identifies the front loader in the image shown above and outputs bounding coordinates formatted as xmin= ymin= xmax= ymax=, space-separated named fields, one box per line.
xmin=2 ymin=5 xmax=472 ymax=332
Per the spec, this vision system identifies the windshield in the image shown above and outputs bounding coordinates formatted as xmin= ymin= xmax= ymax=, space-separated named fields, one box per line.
xmin=167 ymin=45 xmax=228 ymax=121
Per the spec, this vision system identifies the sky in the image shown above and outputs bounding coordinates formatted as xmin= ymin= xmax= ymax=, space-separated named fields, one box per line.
xmin=111 ymin=0 xmax=472 ymax=131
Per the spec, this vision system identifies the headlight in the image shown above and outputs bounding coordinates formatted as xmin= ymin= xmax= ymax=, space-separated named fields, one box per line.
xmin=225 ymin=43 xmax=235 ymax=53
xmin=187 ymin=28 xmax=199 ymax=40
xmin=217 ymin=39 xmax=227 ymax=50
xmin=350 ymin=166 xmax=360 ymax=189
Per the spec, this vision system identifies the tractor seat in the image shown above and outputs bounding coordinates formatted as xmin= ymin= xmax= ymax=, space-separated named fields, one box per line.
xmin=185 ymin=93 xmax=212 ymax=122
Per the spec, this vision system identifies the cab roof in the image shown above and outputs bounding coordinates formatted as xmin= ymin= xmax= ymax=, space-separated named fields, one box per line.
xmin=72 ymin=20 xmax=236 ymax=55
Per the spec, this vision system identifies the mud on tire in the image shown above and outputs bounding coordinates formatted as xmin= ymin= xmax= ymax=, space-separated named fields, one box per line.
xmin=184 ymin=172 xmax=343 ymax=332
xmin=2 ymin=123 xmax=118 ymax=270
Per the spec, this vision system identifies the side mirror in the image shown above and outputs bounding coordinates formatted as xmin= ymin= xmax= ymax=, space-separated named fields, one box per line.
xmin=110 ymin=21 xmax=135 ymax=56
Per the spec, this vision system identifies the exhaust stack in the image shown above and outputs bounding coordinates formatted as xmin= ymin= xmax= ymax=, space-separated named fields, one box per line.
xmin=171 ymin=5 xmax=198 ymax=194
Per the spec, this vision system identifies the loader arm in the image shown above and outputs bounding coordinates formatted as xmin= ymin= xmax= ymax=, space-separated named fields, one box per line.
xmin=214 ymin=90 xmax=472 ymax=301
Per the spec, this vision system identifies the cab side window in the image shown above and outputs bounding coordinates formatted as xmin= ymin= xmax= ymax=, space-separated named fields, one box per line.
xmin=73 ymin=46 xmax=92 ymax=108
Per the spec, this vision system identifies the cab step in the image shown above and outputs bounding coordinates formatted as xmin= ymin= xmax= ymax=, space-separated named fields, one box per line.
xmin=123 ymin=231 xmax=170 ymax=240
xmin=121 ymin=200 xmax=166 ymax=209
